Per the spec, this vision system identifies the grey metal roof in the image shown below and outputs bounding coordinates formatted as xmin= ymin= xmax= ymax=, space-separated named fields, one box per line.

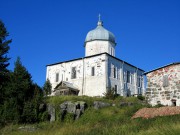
xmin=54 ymin=81 xmax=79 ymax=91
xmin=62 ymin=81 xmax=79 ymax=90
xmin=85 ymin=21 xmax=116 ymax=44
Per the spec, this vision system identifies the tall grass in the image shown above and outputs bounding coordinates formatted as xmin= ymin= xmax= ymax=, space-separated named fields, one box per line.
xmin=0 ymin=96 xmax=180 ymax=135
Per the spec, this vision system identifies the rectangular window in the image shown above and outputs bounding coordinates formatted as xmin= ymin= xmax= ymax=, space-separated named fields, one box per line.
xmin=71 ymin=67 xmax=76 ymax=79
xmin=123 ymin=72 xmax=126 ymax=82
xmin=131 ymin=74 xmax=133 ymax=84
xmin=91 ymin=67 xmax=95 ymax=76
xmin=163 ymin=75 xmax=169 ymax=87
xmin=115 ymin=85 xmax=118 ymax=94
xmin=137 ymin=76 xmax=142 ymax=87
xmin=114 ymin=67 xmax=116 ymax=78
xmin=127 ymin=71 xmax=130 ymax=83
xmin=56 ymin=73 xmax=59 ymax=82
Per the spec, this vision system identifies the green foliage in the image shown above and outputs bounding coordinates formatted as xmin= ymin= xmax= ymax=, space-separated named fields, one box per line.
xmin=0 ymin=20 xmax=11 ymax=80
xmin=63 ymin=113 xmax=74 ymax=123
xmin=1 ymin=101 xmax=180 ymax=135
xmin=39 ymin=111 xmax=49 ymax=122
xmin=0 ymin=20 xmax=12 ymax=106
xmin=43 ymin=79 xmax=52 ymax=96
xmin=0 ymin=21 xmax=44 ymax=125
xmin=137 ymin=95 xmax=145 ymax=101
xmin=154 ymin=103 xmax=165 ymax=108
xmin=103 ymin=88 xmax=118 ymax=100
xmin=22 ymin=101 xmax=37 ymax=123
xmin=0 ymin=57 xmax=43 ymax=124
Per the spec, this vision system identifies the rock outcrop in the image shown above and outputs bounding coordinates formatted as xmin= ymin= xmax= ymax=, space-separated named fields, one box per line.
xmin=60 ymin=101 xmax=87 ymax=120
xmin=93 ymin=101 xmax=111 ymax=109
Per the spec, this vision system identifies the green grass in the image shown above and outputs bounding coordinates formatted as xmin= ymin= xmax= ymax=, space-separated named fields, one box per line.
xmin=1 ymin=96 xmax=180 ymax=135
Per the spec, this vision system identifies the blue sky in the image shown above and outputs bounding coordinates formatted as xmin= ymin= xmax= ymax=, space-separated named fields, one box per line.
xmin=1 ymin=0 xmax=180 ymax=86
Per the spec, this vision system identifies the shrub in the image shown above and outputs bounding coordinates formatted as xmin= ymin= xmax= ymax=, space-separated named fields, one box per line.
xmin=103 ymin=88 xmax=118 ymax=100
xmin=137 ymin=95 xmax=145 ymax=101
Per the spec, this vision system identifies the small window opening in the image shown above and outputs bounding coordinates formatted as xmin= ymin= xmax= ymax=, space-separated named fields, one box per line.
xmin=56 ymin=73 xmax=59 ymax=82
xmin=127 ymin=71 xmax=130 ymax=83
xmin=91 ymin=67 xmax=95 ymax=76
xmin=114 ymin=67 xmax=116 ymax=78
xmin=71 ymin=67 xmax=76 ymax=79
xmin=172 ymin=100 xmax=176 ymax=106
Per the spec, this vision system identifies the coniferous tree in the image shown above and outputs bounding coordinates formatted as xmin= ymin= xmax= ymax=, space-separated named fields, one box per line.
xmin=43 ymin=79 xmax=52 ymax=96
xmin=0 ymin=20 xmax=12 ymax=103
xmin=2 ymin=57 xmax=33 ymax=123
xmin=22 ymin=83 xmax=43 ymax=123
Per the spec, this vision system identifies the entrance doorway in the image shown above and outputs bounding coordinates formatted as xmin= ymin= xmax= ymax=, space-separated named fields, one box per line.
xmin=171 ymin=99 xmax=176 ymax=106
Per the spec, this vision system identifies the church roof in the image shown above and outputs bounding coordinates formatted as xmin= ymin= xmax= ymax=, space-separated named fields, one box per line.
xmin=46 ymin=52 xmax=145 ymax=72
xmin=54 ymin=81 xmax=79 ymax=91
xmin=85 ymin=20 xmax=116 ymax=44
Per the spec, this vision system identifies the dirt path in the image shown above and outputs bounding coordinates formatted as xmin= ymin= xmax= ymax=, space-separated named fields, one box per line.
xmin=132 ymin=106 xmax=180 ymax=119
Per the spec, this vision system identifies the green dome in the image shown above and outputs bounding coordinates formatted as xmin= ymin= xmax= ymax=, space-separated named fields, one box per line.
xmin=85 ymin=21 xmax=116 ymax=44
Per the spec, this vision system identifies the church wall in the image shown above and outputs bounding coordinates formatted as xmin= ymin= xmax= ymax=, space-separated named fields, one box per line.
xmin=83 ymin=54 xmax=107 ymax=96
xmin=146 ymin=64 xmax=180 ymax=106
xmin=85 ymin=41 xmax=115 ymax=56
xmin=46 ymin=54 xmax=107 ymax=96
xmin=107 ymin=56 xmax=145 ymax=96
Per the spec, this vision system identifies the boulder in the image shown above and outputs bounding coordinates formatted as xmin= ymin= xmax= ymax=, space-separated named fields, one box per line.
xmin=93 ymin=101 xmax=110 ymax=109
xmin=59 ymin=101 xmax=87 ymax=120
xmin=75 ymin=109 xmax=81 ymax=120
xmin=76 ymin=101 xmax=87 ymax=113
xmin=47 ymin=104 xmax=55 ymax=122
xmin=67 ymin=102 xmax=76 ymax=114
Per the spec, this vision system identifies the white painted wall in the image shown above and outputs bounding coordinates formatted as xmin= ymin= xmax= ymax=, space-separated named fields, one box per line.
xmin=46 ymin=54 xmax=107 ymax=96
xmin=107 ymin=56 xmax=145 ymax=97
xmin=46 ymin=54 xmax=145 ymax=97
xmin=85 ymin=41 xmax=115 ymax=57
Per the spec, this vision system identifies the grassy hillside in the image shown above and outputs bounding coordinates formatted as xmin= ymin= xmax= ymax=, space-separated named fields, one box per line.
xmin=1 ymin=96 xmax=180 ymax=135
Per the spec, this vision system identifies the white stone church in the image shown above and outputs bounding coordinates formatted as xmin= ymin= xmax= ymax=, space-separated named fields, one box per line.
xmin=46 ymin=18 xmax=145 ymax=97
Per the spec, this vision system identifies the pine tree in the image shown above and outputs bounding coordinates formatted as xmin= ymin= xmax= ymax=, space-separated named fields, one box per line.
xmin=0 ymin=20 xmax=12 ymax=104
xmin=43 ymin=79 xmax=52 ymax=96
xmin=22 ymin=83 xmax=43 ymax=123
xmin=2 ymin=57 xmax=33 ymax=123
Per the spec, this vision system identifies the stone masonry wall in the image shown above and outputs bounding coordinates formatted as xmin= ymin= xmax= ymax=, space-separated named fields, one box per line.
xmin=146 ymin=64 xmax=180 ymax=106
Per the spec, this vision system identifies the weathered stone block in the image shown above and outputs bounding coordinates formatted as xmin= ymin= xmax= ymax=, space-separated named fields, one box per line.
xmin=75 ymin=109 xmax=81 ymax=120
xmin=165 ymin=91 xmax=170 ymax=94
xmin=67 ymin=103 xmax=76 ymax=113
xmin=94 ymin=101 xmax=110 ymax=109
xmin=47 ymin=104 xmax=55 ymax=122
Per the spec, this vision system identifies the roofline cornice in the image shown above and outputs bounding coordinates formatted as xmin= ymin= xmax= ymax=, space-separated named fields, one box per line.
xmin=46 ymin=52 xmax=144 ymax=72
